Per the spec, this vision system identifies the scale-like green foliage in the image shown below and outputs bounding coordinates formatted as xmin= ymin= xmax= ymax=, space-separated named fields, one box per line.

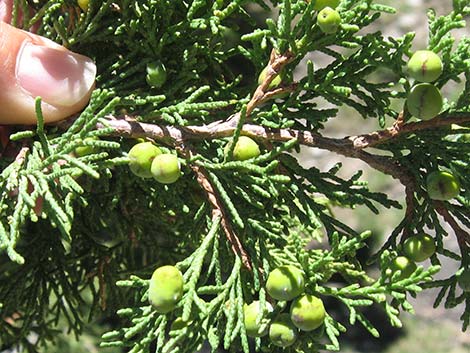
xmin=1 ymin=0 xmax=470 ymax=352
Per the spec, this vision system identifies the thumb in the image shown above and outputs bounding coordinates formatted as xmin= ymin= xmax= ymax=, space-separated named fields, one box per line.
xmin=0 ymin=21 xmax=96 ymax=124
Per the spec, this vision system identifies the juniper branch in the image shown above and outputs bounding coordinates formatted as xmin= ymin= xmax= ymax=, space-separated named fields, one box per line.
xmin=187 ymin=152 xmax=252 ymax=271
xmin=56 ymin=106 xmax=470 ymax=263
xmin=350 ymin=112 xmax=470 ymax=149
xmin=88 ymin=111 xmax=470 ymax=261
xmin=93 ymin=117 xmax=413 ymax=184
xmin=245 ymin=49 xmax=295 ymax=117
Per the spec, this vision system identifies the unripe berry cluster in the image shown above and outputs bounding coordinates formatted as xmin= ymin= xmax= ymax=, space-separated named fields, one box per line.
xmin=225 ymin=136 xmax=261 ymax=161
xmin=426 ymin=170 xmax=460 ymax=201
xmin=387 ymin=234 xmax=436 ymax=280
xmin=385 ymin=144 xmax=460 ymax=283
xmin=311 ymin=0 xmax=341 ymax=34
xmin=406 ymin=50 xmax=443 ymax=120
xmin=146 ymin=61 xmax=167 ymax=88
xmin=244 ymin=265 xmax=326 ymax=348
xmin=317 ymin=7 xmax=341 ymax=34
xmin=258 ymin=66 xmax=282 ymax=90
xmin=148 ymin=265 xmax=184 ymax=313
xmin=402 ymin=234 xmax=436 ymax=263
xmin=127 ymin=142 xmax=182 ymax=184
xmin=77 ymin=0 xmax=89 ymax=12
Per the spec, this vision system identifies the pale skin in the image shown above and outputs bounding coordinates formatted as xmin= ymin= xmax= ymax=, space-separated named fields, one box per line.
xmin=0 ymin=0 xmax=96 ymax=125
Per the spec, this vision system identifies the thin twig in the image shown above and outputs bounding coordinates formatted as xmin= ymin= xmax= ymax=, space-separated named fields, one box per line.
xmin=350 ymin=112 xmax=470 ymax=149
xmin=14 ymin=146 xmax=29 ymax=166
xmin=435 ymin=202 xmax=470 ymax=252
xmin=187 ymin=152 xmax=252 ymax=270
xmin=401 ymin=184 xmax=417 ymax=239
xmin=98 ymin=256 xmax=111 ymax=311
xmin=246 ymin=50 xmax=295 ymax=117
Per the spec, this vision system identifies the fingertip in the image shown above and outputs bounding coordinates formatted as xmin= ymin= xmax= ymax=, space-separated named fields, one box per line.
xmin=0 ymin=21 xmax=96 ymax=124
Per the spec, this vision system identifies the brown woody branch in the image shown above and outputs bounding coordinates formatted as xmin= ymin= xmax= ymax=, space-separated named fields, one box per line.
xmin=401 ymin=184 xmax=416 ymax=239
xmin=100 ymin=111 xmax=470 ymax=178
xmin=350 ymin=112 xmax=470 ymax=149
xmin=246 ymin=49 xmax=295 ymax=117
xmin=435 ymin=202 xmax=470 ymax=252
xmin=99 ymin=117 xmax=414 ymax=186
xmin=188 ymin=160 xmax=252 ymax=270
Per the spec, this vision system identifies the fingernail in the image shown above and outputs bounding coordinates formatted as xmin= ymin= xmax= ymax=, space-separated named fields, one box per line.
xmin=16 ymin=41 xmax=96 ymax=106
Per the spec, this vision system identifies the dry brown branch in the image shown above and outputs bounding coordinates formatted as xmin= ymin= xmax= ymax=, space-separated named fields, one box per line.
xmin=186 ymin=151 xmax=252 ymax=270
xmin=98 ymin=256 xmax=111 ymax=311
xmin=98 ymin=117 xmax=414 ymax=185
xmin=350 ymin=112 xmax=470 ymax=149
xmin=435 ymin=202 xmax=470 ymax=252
xmin=246 ymin=50 xmax=295 ymax=117
xmin=401 ymin=184 xmax=417 ymax=239
xmin=11 ymin=146 xmax=29 ymax=166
